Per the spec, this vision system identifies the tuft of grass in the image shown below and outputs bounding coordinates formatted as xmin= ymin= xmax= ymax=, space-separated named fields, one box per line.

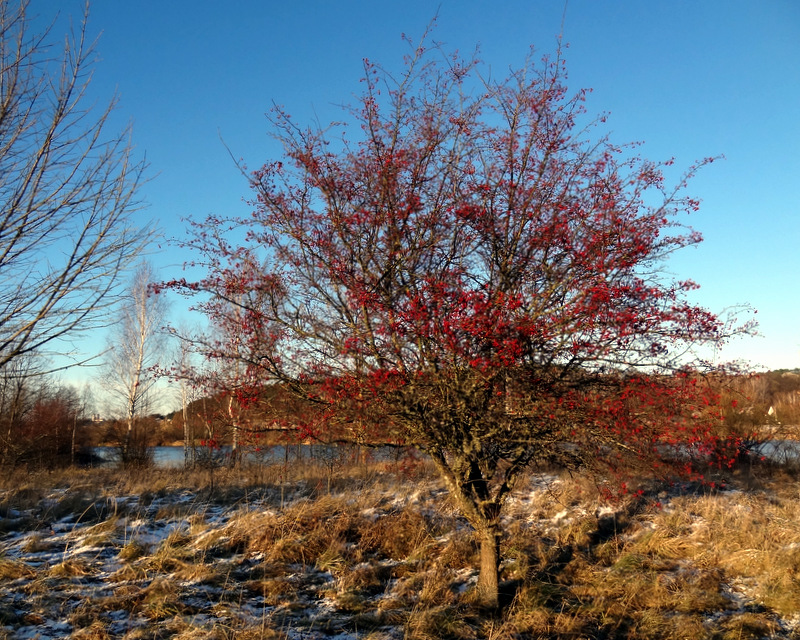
xmin=140 ymin=576 xmax=195 ymax=621
xmin=0 ymin=556 xmax=35 ymax=581
xmin=153 ymin=500 xmax=201 ymax=520
xmin=405 ymin=604 xmax=477 ymax=640
xmin=315 ymin=540 xmax=347 ymax=574
xmin=337 ymin=561 xmax=395 ymax=594
xmin=69 ymin=622 xmax=111 ymax=640
xmin=72 ymin=515 xmax=121 ymax=548
xmin=47 ymin=558 xmax=96 ymax=578
xmin=22 ymin=532 xmax=53 ymax=553
xmin=717 ymin=612 xmax=782 ymax=640
xmin=117 ymin=538 xmax=150 ymax=562
xmin=243 ymin=576 xmax=299 ymax=605
xmin=139 ymin=528 xmax=196 ymax=574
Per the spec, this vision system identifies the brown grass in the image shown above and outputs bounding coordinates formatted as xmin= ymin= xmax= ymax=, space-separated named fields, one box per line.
xmin=0 ymin=459 xmax=799 ymax=638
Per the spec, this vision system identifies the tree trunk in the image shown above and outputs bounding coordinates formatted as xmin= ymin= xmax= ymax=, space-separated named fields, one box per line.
xmin=230 ymin=424 xmax=239 ymax=468
xmin=124 ymin=413 xmax=134 ymax=462
xmin=71 ymin=414 xmax=77 ymax=466
xmin=227 ymin=395 xmax=239 ymax=468
xmin=182 ymin=387 xmax=192 ymax=468
xmin=476 ymin=526 xmax=501 ymax=609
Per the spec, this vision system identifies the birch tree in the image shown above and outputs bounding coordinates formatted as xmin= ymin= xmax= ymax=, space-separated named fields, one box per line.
xmin=103 ymin=262 xmax=167 ymax=464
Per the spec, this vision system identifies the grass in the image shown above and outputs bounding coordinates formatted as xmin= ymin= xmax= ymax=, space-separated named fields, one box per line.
xmin=0 ymin=459 xmax=798 ymax=638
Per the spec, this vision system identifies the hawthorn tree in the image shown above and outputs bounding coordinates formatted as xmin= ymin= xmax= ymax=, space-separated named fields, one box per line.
xmin=168 ymin=37 xmax=751 ymax=607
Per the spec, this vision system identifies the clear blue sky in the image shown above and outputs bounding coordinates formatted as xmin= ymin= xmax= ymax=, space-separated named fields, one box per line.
xmin=39 ymin=0 xmax=800 ymax=383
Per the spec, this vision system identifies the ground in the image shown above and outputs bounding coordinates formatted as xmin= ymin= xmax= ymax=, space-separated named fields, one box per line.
xmin=0 ymin=461 xmax=799 ymax=639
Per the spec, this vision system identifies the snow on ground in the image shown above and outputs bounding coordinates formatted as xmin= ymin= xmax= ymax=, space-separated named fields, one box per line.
xmin=1 ymin=472 xmax=799 ymax=638
xmin=0 ymin=481 xmax=443 ymax=638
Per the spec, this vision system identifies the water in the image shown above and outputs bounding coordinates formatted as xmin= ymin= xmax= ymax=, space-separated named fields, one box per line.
xmin=752 ymin=440 xmax=800 ymax=465
xmin=93 ymin=440 xmax=800 ymax=469
xmin=93 ymin=444 xmax=405 ymax=468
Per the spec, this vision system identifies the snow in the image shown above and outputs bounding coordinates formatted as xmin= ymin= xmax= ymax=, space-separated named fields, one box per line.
xmin=1 ymin=473 xmax=798 ymax=638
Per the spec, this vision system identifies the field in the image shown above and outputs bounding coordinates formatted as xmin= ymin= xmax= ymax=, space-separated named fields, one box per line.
xmin=0 ymin=458 xmax=799 ymax=639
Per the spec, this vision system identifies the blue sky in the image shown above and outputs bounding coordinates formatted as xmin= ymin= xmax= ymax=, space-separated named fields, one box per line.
xmin=38 ymin=0 xmax=800 ymax=388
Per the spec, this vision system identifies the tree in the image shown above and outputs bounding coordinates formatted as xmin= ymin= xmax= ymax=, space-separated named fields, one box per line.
xmin=102 ymin=261 xmax=168 ymax=464
xmin=162 ymin=236 xmax=286 ymax=464
xmin=23 ymin=383 xmax=84 ymax=465
xmin=172 ymin=325 xmax=203 ymax=467
xmin=0 ymin=0 xmax=151 ymax=373
xmin=168 ymin=35 xmax=753 ymax=607
xmin=0 ymin=353 xmax=36 ymax=463
xmin=0 ymin=364 xmax=88 ymax=466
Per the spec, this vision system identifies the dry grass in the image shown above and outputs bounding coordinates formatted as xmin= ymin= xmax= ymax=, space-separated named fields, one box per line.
xmin=0 ymin=556 xmax=35 ymax=581
xmin=481 ymin=471 xmax=800 ymax=639
xmin=652 ymin=489 xmax=800 ymax=616
xmin=0 ymin=460 xmax=799 ymax=638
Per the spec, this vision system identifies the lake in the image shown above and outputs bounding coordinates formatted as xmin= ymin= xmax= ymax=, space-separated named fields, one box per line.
xmin=93 ymin=444 xmax=407 ymax=468
xmin=92 ymin=440 xmax=800 ymax=469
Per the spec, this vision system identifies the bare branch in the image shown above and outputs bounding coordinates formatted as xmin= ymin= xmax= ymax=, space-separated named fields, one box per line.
xmin=0 ymin=0 xmax=153 ymax=373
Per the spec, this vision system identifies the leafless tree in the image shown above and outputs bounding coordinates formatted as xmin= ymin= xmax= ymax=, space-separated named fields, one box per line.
xmin=0 ymin=353 xmax=36 ymax=462
xmin=0 ymin=0 xmax=152 ymax=373
xmin=0 ymin=355 xmax=89 ymax=466
xmin=171 ymin=325 xmax=204 ymax=467
xmin=102 ymin=261 xmax=168 ymax=464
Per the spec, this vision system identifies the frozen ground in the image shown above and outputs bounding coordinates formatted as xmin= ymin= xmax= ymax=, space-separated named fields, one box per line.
xmin=0 ymin=484 xmax=406 ymax=638
xmin=1 ymin=471 xmax=799 ymax=639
